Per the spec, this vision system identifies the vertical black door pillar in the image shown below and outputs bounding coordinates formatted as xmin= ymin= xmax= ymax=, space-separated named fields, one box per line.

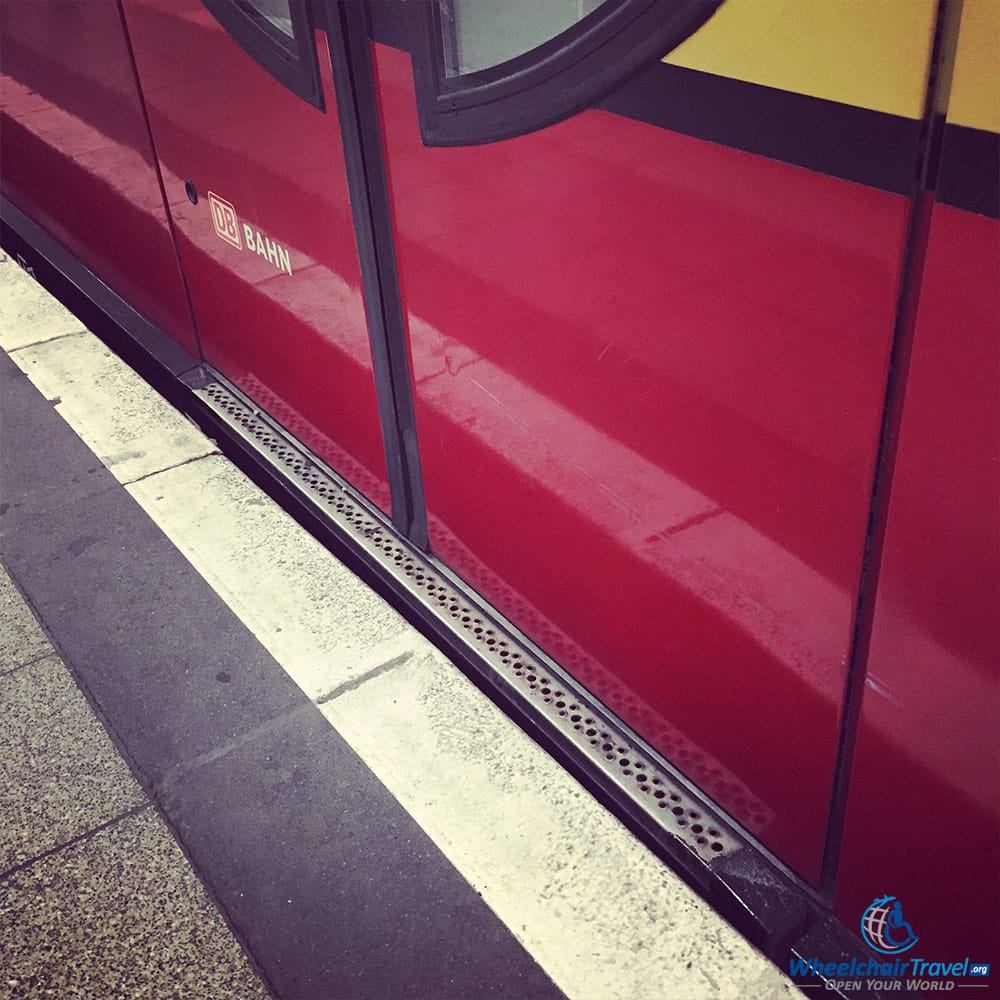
xmin=322 ymin=0 xmax=428 ymax=550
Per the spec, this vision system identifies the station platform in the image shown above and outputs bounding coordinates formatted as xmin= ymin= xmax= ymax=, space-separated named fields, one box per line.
xmin=0 ymin=250 xmax=799 ymax=999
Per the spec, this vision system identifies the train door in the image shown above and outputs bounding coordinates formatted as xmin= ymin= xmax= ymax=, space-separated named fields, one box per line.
xmin=363 ymin=0 xmax=940 ymax=885
xmin=0 ymin=0 xmax=199 ymax=358
xmin=118 ymin=0 xmax=392 ymax=514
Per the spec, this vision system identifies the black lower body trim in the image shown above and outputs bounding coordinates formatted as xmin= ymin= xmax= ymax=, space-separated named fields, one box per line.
xmin=936 ymin=122 xmax=1000 ymax=218
xmin=598 ymin=61 xmax=921 ymax=195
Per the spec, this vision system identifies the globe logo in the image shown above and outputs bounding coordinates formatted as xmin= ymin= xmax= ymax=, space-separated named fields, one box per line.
xmin=861 ymin=895 xmax=919 ymax=954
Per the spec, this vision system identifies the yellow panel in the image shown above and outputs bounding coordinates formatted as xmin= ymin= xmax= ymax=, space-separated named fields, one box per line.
xmin=665 ymin=0 xmax=937 ymax=120
xmin=948 ymin=0 xmax=1000 ymax=132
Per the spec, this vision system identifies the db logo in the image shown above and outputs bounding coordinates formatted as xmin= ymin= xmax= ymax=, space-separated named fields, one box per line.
xmin=208 ymin=192 xmax=242 ymax=249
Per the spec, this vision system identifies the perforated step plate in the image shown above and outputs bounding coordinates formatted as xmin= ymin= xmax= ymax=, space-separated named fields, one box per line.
xmin=195 ymin=376 xmax=742 ymax=867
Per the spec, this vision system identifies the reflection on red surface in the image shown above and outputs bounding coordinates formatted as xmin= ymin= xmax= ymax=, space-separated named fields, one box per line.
xmin=836 ymin=203 xmax=1000 ymax=964
xmin=0 ymin=0 xmax=198 ymax=355
xmin=121 ymin=0 xmax=391 ymax=512
xmin=373 ymin=41 xmax=912 ymax=881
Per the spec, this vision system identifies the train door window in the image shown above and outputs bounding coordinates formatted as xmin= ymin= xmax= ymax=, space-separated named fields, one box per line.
xmin=241 ymin=0 xmax=294 ymax=38
xmin=203 ymin=0 xmax=324 ymax=109
xmin=440 ymin=0 xmax=604 ymax=77
xmin=411 ymin=0 xmax=721 ymax=145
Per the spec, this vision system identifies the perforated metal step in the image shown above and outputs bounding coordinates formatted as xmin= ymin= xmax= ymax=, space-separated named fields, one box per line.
xmin=195 ymin=376 xmax=743 ymax=865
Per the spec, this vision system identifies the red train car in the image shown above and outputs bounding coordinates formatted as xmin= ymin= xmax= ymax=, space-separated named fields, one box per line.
xmin=2 ymin=0 xmax=997 ymax=992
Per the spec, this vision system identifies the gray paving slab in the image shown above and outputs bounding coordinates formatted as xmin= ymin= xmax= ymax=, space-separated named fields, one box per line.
xmin=1 ymin=351 xmax=308 ymax=784
xmin=0 ymin=808 xmax=271 ymax=1000
xmin=159 ymin=702 xmax=562 ymax=1000
xmin=1 ymin=350 xmax=112 ymax=529
xmin=0 ymin=564 xmax=52 ymax=673
xmin=2 ymin=484 xmax=307 ymax=785
xmin=0 ymin=655 xmax=146 ymax=871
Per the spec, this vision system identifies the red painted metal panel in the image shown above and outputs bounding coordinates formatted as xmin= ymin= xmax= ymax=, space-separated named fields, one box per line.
xmin=0 ymin=0 xmax=199 ymax=356
xmin=372 ymin=41 xmax=914 ymax=882
xmin=120 ymin=0 xmax=390 ymax=511
xmin=836 ymin=203 xmax=1000 ymax=965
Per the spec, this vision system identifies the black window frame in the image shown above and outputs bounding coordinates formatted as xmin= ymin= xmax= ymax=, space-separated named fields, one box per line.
xmin=410 ymin=0 xmax=721 ymax=146
xmin=203 ymin=0 xmax=325 ymax=110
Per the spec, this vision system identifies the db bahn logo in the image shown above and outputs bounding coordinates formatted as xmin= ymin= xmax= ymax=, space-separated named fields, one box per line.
xmin=861 ymin=895 xmax=919 ymax=955
xmin=208 ymin=192 xmax=242 ymax=249
xmin=206 ymin=190 xmax=293 ymax=275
